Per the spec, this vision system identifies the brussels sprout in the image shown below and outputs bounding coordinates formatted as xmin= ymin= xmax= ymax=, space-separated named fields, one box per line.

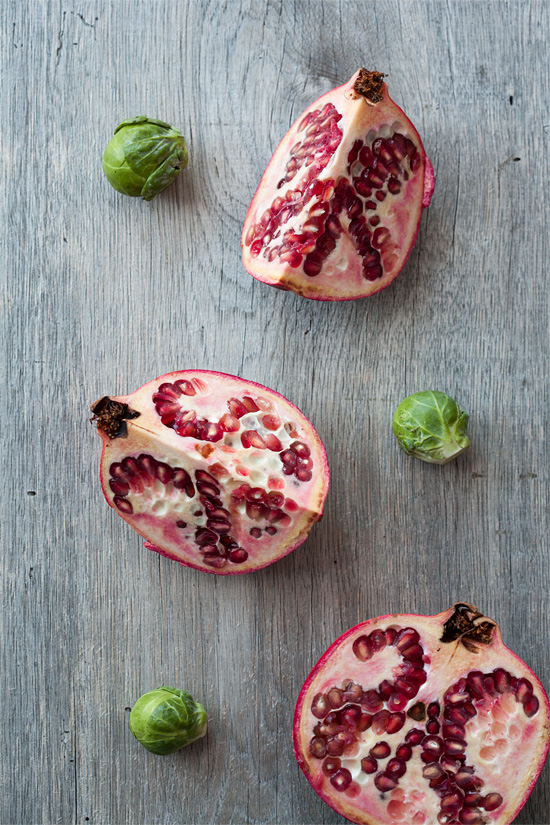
xmin=102 ymin=116 xmax=188 ymax=200
xmin=128 ymin=686 xmax=207 ymax=754
xmin=392 ymin=391 xmax=470 ymax=464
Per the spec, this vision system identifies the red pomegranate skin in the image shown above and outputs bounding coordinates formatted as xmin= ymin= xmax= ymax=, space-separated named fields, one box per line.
xmin=242 ymin=69 xmax=435 ymax=301
xmin=293 ymin=604 xmax=549 ymax=825
xmin=91 ymin=370 xmax=329 ymax=575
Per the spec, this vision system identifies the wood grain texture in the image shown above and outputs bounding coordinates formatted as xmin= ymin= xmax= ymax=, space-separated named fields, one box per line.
xmin=2 ymin=0 xmax=549 ymax=822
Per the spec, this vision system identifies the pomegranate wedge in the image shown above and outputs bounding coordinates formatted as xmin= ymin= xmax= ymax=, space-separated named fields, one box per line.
xmin=294 ymin=603 xmax=549 ymax=824
xmin=242 ymin=69 xmax=434 ymax=300
xmin=91 ymin=370 xmax=329 ymax=574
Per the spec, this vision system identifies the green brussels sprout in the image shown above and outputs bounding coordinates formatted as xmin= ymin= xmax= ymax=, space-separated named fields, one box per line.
xmin=128 ymin=686 xmax=207 ymax=754
xmin=392 ymin=391 xmax=470 ymax=464
xmin=102 ymin=116 xmax=188 ymax=200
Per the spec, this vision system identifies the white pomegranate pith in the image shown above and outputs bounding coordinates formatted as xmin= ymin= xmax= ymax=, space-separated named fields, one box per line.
xmin=92 ymin=371 xmax=329 ymax=575
xmin=294 ymin=604 xmax=549 ymax=825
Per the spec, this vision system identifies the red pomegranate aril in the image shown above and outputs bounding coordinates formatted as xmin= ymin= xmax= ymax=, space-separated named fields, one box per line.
xmin=388 ymin=693 xmax=408 ymax=712
xmin=394 ymin=677 xmax=418 ymax=698
xmin=463 ymin=793 xmax=483 ymax=808
xmin=385 ymin=627 xmax=397 ymax=645
xmin=361 ymin=756 xmax=377 ymax=774
xmin=311 ymin=693 xmax=329 ymax=719
xmin=322 ymin=756 xmax=341 ymax=776
xmin=369 ymin=628 xmax=386 ymax=653
xmin=327 ymin=688 xmax=343 ymax=708
xmin=330 ymin=768 xmax=352 ymax=792
xmin=309 ymin=737 xmax=327 ymax=759
xmin=378 ymin=680 xmax=393 ymax=701
xmin=516 ymin=677 xmax=534 ymax=703
xmin=444 ymin=738 xmax=467 ymax=756
xmin=342 ymin=705 xmax=361 ymax=730
xmin=524 ymin=695 xmax=540 ymax=716
xmin=444 ymin=706 xmax=471 ymax=725
xmin=426 ymin=719 xmax=440 ymax=734
xmin=423 ymin=763 xmax=446 ymax=781
xmin=386 ymin=713 xmax=405 ymax=734
xmin=249 ymin=527 xmax=262 ymax=539
xmin=440 ymin=791 xmax=464 ymax=812
xmin=110 ymin=478 xmax=129 ymax=496
xmin=369 ymin=741 xmax=391 ymax=760
xmin=351 ymin=712 xmax=369 ymax=733
xmin=396 ymin=744 xmax=412 ymax=762
xmin=386 ymin=758 xmax=406 ymax=778
xmin=454 ymin=768 xmax=474 ymax=787
xmin=372 ymin=710 xmax=390 ymax=734
xmin=443 ymin=723 xmax=466 ymax=740
xmin=422 ymin=735 xmax=443 ymax=754
xmin=440 ymin=757 xmax=462 ymax=775
xmin=458 ymin=810 xmax=483 ymax=825
xmin=374 ymin=773 xmax=398 ymax=793
xmin=482 ymin=792 xmax=503 ymax=811
xmin=343 ymin=682 xmax=363 ymax=702
xmin=395 ymin=627 xmax=420 ymax=650
xmin=114 ymin=496 xmax=133 ymax=513
xmin=466 ymin=671 xmax=485 ymax=699
xmin=353 ymin=636 xmax=373 ymax=662
xmin=219 ymin=413 xmax=240 ymax=432
xmin=428 ymin=701 xmax=440 ymax=717
xmin=326 ymin=738 xmax=344 ymax=757
xmin=405 ymin=728 xmax=424 ymax=746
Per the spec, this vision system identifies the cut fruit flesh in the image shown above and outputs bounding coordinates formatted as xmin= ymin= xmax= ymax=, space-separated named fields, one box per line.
xmin=242 ymin=69 xmax=434 ymax=301
xmin=294 ymin=604 xmax=550 ymax=824
xmin=91 ymin=370 xmax=329 ymax=575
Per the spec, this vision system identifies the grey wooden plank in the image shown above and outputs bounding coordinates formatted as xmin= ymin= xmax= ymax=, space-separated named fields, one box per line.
xmin=1 ymin=0 xmax=549 ymax=823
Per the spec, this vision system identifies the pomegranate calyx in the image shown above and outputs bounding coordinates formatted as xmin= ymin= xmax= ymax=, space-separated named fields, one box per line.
xmin=441 ymin=603 xmax=498 ymax=653
xmin=352 ymin=69 xmax=388 ymax=104
xmin=90 ymin=396 xmax=140 ymax=439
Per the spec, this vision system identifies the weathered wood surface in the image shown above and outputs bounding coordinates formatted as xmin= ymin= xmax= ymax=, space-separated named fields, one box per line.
xmin=2 ymin=1 xmax=549 ymax=823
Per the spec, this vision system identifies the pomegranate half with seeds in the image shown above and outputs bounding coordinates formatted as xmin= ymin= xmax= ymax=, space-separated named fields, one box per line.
xmin=294 ymin=603 xmax=549 ymax=824
xmin=91 ymin=370 xmax=329 ymax=574
xmin=242 ymin=69 xmax=434 ymax=300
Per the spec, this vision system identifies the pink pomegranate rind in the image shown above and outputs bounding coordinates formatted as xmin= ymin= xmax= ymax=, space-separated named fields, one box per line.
xmin=242 ymin=69 xmax=435 ymax=301
xmin=293 ymin=603 xmax=549 ymax=824
xmin=91 ymin=370 xmax=329 ymax=575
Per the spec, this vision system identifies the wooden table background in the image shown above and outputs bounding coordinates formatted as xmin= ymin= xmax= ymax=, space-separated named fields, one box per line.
xmin=2 ymin=1 xmax=549 ymax=823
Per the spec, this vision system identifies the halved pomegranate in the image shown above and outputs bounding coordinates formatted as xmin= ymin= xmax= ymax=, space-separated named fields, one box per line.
xmin=91 ymin=370 xmax=329 ymax=574
xmin=294 ymin=603 xmax=549 ymax=824
xmin=242 ymin=69 xmax=434 ymax=300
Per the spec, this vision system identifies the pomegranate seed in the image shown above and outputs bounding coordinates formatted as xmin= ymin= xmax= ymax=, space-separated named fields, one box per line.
xmin=114 ymin=496 xmax=133 ymax=513
xmin=422 ymin=735 xmax=443 ymax=756
xmin=458 ymin=810 xmax=483 ymax=825
xmin=482 ymin=793 xmax=503 ymax=811
xmin=378 ymin=680 xmax=393 ymax=701
xmin=386 ymin=713 xmax=405 ymax=734
xmin=428 ymin=701 xmax=441 ymax=717
xmin=386 ymin=758 xmax=406 ymax=778
xmin=326 ymin=738 xmax=344 ymax=756
xmin=388 ymin=693 xmax=408 ymax=712
xmin=443 ymin=723 xmax=466 ymax=740
xmin=515 ymin=677 xmax=533 ymax=702
xmin=309 ymin=737 xmax=326 ymax=759
xmin=249 ymin=527 xmax=262 ymax=538
xmin=219 ymin=413 xmax=240 ymax=432
xmin=369 ymin=629 xmax=386 ymax=653
xmin=426 ymin=719 xmax=440 ymax=734
xmin=405 ymin=728 xmax=424 ymax=746
xmin=440 ymin=791 xmax=463 ymax=812
xmin=311 ymin=693 xmax=329 ymax=719
xmin=241 ymin=430 xmax=266 ymax=449
xmin=358 ymin=712 xmax=372 ymax=732
xmin=341 ymin=705 xmax=361 ymax=730
xmin=523 ymin=695 xmax=539 ymax=716
xmin=327 ymin=688 xmax=343 ymax=708
xmin=423 ymin=763 xmax=446 ymax=781
xmin=374 ymin=773 xmax=397 ymax=792
xmin=175 ymin=520 xmax=186 ymax=529
xmin=361 ymin=756 xmax=377 ymax=774
xmin=265 ymin=525 xmax=277 ymax=536
xmin=372 ymin=710 xmax=390 ymax=734
xmin=290 ymin=440 xmax=310 ymax=457
xmin=353 ymin=636 xmax=373 ymax=662
xmin=463 ymin=793 xmax=483 ymax=807
xmin=444 ymin=738 xmax=467 ymax=756
xmin=369 ymin=741 xmax=390 ymax=760
xmin=396 ymin=744 xmax=412 ymax=761
xmin=284 ymin=497 xmax=299 ymax=511
xmin=454 ymin=768 xmax=474 ymax=787
xmin=262 ymin=414 xmax=280 ymax=430
xmin=322 ymin=756 xmax=340 ymax=775
xmin=385 ymin=627 xmax=397 ymax=645
xmin=110 ymin=479 xmax=129 ymax=496
xmin=330 ymin=768 xmax=352 ymax=792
